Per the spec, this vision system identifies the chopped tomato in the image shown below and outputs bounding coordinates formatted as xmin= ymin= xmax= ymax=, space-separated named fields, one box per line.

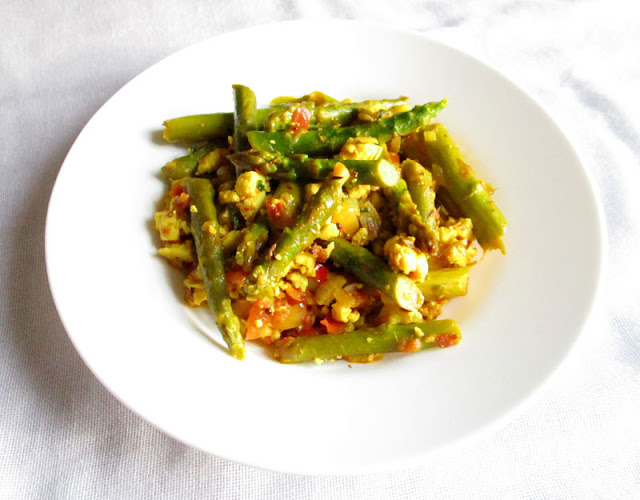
xmin=245 ymin=300 xmax=273 ymax=340
xmin=266 ymin=198 xmax=283 ymax=218
xmin=266 ymin=198 xmax=295 ymax=229
xmin=320 ymin=316 xmax=345 ymax=334
xmin=246 ymin=298 xmax=309 ymax=340
xmin=314 ymin=263 xmax=329 ymax=283
xmin=169 ymin=182 xmax=185 ymax=198
xmin=291 ymin=105 xmax=312 ymax=133
xmin=246 ymin=300 xmax=275 ymax=340
xmin=388 ymin=152 xmax=400 ymax=165
xmin=399 ymin=338 xmax=421 ymax=353
xmin=436 ymin=333 xmax=460 ymax=348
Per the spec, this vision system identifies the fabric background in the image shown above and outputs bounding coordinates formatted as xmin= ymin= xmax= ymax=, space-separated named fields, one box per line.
xmin=2 ymin=0 xmax=639 ymax=498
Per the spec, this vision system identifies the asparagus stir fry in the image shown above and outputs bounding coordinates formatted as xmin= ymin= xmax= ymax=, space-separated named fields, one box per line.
xmin=154 ymin=86 xmax=506 ymax=363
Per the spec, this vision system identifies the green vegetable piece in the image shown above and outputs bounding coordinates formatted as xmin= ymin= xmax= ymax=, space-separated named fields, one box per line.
xmin=266 ymin=180 xmax=303 ymax=231
xmin=162 ymin=109 xmax=274 ymax=144
xmin=273 ymin=320 xmax=461 ymax=363
xmin=185 ymin=178 xmax=245 ymax=359
xmin=228 ymin=151 xmax=400 ymax=187
xmin=435 ymin=186 xmax=463 ymax=218
xmin=161 ymin=146 xmax=213 ymax=180
xmin=413 ymin=124 xmax=507 ymax=252
xmin=417 ymin=266 xmax=471 ymax=301
xmin=227 ymin=205 xmax=245 ymax=231
xmin=163 ymin=114 xmax=234 ymax=144
xmin=247 ymin=101 xmax=447 ymax=156
xmin=236 ymin=217 xmax=270 ymax=271
xmin=246 ymin=167 xmax=349 ymax=297
xmin=385 ymin=179 xmax=437 ymax=254
xmin=330 ymin=238 xmax=424 ymax=311
xmin=232 ymin=84 xmax=258 ymax=152
xmin=401 ymin=159 xmax=440 ymax=254
xmin=264 ymin=97 xmax=409 ymax=132
xmin=221 ymin=230 xmax=244 ymax=257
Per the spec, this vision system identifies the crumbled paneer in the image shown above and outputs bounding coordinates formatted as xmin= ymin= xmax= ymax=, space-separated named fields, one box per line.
xmin=383 ymin=235 xmax=429 ymax=281
xmin=293 ymin=251 xmax=317 ymax=276
xmin=351 ymin=227 xmax=369 ymax=246
xmin=347 ymin=184 xmax=371 ymax=200
xmin=235 ymin=171 xmax=268 ymax=220
xmin=438 ymin=218 xmax=477 ymax=267
xmin=154 ymin=210 xmax=189 ymax=242
xmin=314 ymin=273 xmax=347 ymax=306
xmin=318 ymin=222 xmax=340 ymax=240
xmin=331 ymin=288 xmax=361 ymax=323
xmin=337 ymin=137 xmax=382 ymax=161
xmin=287 ymin=270 xmax=308 ymax=292
xmin=158 ymin=240 xmax=194 ymax=267
xmin=219 ymin=190 xmax=240 ymax=204
xmin=184 ymin=267 xmax=207 ymax=307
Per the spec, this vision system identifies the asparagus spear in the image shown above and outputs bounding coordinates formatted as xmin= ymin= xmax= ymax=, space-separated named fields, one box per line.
xmin=185 ymin=178 xmax=245 ymax=359
xmin=162 ymin=109 xmax=275 ymax=143
xmin=418 ymin=266 xmax=471 ymax=301
xmin=245 ymin=164 xmax=349 ymax=297
xmin=402 ymin=159 xmax=440 ymax=254
xmin=163 ymin=114 xmax=234 ymax=144
xmin=228 ymin=151 xmax=399 ymax=187
xmin=232 ymin=84 xmax=258 ymax=152
xmin=264 ymin=97 xmax=409 ymax=131
xmin=273 ymin=320 xmax=461 ymax=363
xmin=417 ymin=124 xmax=507 ymax=252
xmin=385 ymin=179 xmax=438 ymax=254
xmin=162 ymin=97 xmax=407 ymax=142
xmin=247 ymin=101 xmax=447 ymax=156
xmin=330 ymin=238 xmax=424 ymax=311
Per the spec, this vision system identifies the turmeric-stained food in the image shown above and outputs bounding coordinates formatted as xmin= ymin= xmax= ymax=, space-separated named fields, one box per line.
xmin=154 ymin=86 xmax=507 ymax=362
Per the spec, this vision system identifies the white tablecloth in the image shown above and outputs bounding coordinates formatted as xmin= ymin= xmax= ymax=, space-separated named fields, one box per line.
xmin=2 ymin=0 xmax=639 ymax=497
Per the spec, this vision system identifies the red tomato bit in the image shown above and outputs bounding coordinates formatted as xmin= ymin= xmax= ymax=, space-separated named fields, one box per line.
xmin=314 ymin=263 xmax=329 ymax=283
xmin=291 ymin=106 xmax=312 ymax=133
xmin=435 ymin=333 xmax=460 ymax=348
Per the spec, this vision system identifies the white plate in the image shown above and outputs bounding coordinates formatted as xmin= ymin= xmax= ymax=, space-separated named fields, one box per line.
xmin=45 ymin=20 xmax=605 ymax=474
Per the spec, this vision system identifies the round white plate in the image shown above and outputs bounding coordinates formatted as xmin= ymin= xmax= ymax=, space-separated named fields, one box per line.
xmin=46 ymin=20 xmax=604 ymax=474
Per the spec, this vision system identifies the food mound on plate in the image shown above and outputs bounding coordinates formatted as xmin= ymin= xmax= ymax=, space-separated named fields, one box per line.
xmin=154 ymin=85 xmax=507 ymax=363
